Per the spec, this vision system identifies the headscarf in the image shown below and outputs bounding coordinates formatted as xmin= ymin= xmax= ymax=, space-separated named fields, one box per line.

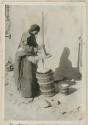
xmin=29 ymin=24 xmax=40 ymax=33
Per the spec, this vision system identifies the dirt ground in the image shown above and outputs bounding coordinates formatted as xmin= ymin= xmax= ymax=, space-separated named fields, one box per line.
xmin=5 ymin=71 xmax=82 ymax=121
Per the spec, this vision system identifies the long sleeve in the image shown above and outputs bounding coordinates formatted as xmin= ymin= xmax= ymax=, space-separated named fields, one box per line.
xmin=17 ymin=32 xmax=41 ymax=61
xmin=19 ymin=32 xmax=34 ymax=53
xmin=15 ymin=47 xmax=34 ymax=62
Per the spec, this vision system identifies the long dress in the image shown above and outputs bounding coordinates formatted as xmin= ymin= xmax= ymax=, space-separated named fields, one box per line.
xmin=14 ymin=32 xmax=39 ymax=98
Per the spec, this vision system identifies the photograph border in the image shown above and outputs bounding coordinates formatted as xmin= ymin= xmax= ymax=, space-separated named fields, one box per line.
xmin=0 ymin=1 xmax=87 ymax=125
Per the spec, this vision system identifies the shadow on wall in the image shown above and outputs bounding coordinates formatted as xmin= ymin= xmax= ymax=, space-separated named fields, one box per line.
xmin=54 ymin=47 xmax=81 ymax=81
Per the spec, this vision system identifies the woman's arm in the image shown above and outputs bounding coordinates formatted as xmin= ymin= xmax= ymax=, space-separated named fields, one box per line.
xmin=27 ymin=53 xmax=52 ymax=64
xmin=19 ymin=32 xmax=33 ymax=53
xmin=20 ymin=41 xmax=33 ymax=53
xmin=16 ymin=48 xmax=33 ymax=60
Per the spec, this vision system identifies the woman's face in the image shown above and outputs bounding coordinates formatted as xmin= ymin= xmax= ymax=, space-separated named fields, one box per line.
xmin=32 ymin=30 xmax=39 ymax=35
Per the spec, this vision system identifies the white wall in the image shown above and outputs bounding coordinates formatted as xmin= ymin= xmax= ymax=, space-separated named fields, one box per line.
xmin=5 ymin=4 xmax=84 ymax=71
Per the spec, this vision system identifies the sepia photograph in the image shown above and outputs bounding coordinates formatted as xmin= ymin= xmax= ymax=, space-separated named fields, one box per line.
xmin=4 ymin=2 xmax=86 ymax=122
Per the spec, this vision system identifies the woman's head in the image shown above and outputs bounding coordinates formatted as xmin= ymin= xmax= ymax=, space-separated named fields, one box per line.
xmin=29 ymin=24 xmax=40 ymax=35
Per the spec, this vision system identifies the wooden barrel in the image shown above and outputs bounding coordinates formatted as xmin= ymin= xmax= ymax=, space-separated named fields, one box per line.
xmin=36 ymin=70 xmax=55 ymax=97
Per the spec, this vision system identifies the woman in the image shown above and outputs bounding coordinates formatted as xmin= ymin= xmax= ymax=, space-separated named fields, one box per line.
xmin=14 ymin=24 xmax=43 ymax=98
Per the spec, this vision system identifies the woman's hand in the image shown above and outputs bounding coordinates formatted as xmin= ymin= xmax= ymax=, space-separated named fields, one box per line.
xmin=34 ymin=47 xmax=38 ymax=53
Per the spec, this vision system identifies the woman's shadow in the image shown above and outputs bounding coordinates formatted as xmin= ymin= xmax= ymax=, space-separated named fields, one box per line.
xmin=54 ymin=47 xmax=81 ymax=81
xmin=54 ymin=47 xmax=81 ymax=95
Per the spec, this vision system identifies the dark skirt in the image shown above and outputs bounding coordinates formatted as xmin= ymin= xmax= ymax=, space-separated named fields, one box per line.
xmin=14 ymin=52 xmax=39 ymax=98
